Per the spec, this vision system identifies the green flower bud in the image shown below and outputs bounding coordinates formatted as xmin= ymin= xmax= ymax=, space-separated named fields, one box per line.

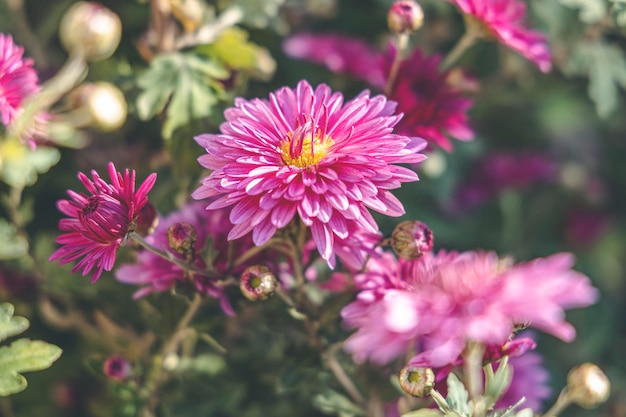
xmin=167 ymin=222 xmax=197 ymax=257
xmin=391 ymin=220 xmax=433 ymax=260
xmin=388 ymin=1 xmax=424 ymax=35
xmin=240 ymin=265 xmax=277 ymax=301
xmin=567 ymin=363 xmax=610 ymax=408
xmin=399 ymin=366 xmax=435 ymax=397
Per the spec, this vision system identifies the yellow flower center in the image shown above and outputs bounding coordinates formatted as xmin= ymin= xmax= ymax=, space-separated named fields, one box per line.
xmin=281 ymin=129 xmax=334 ymax=169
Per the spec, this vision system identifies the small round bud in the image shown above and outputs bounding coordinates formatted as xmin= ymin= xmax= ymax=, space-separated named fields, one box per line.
xmin=240 ymin=265 xmax=277 ymax=301
xmin=566 ymin=363 xmax=610 ymax=408
xmin=103 ymin=356 xmax=131 ymax=381
xmin=391 ymin=220 xmax=433 ymax=260
xmin=399 ymin=366 xmax=435 ymax=397
xmin=388 ymin=1 xmax=424 ymax=35
xmin=67 ymin=82 xmax=127 ymax=131
xmin=59 ymin=2 xmax=122 ymax=61
xmin=167 ymin=222 xmax=197 ymax=256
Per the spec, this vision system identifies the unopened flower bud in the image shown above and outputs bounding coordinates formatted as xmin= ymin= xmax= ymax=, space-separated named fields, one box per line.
xmin=68 ymin=82 xmax=127 ymax=131
xmin=566 ymin=363 xmax=610 ymax=408
xmin=399 ymin=366 xmax=435 ymax=397
xmin=388 ymin=1 xmax=424 ymax=35
xmin=103 ymin=356 xmax=131 ymax=381
xmin=240 ymin=265 xmax=277 ymax=301
xmin=391 ymin=220 xmax=433 ymax=260
xmin=59 ymin=2 xmax=122 ymax=61
xmin=167 ymin=222 xmax=197 ymax=256
xmin=135 ymin=202 xmax=158 ymax=236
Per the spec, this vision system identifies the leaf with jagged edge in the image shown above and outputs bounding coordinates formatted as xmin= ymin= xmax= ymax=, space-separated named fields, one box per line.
xmin=0 ymin=304 xmax=29 ymax=342
xmin=312 ymin=388 xmax=365 ymax=417
xmin=446 ymin=373 xmax=471 ymax=417
xmin=0 ymin=339 xmax=62 ymax=396
xmin=0 ymin=219 xmax=28 ymax=261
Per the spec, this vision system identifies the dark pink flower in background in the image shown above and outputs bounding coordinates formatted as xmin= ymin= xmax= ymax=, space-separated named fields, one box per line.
xmin=116 ymin=202 xmax=259 ymax=315
xmin=450 ymin=0 xmax=552 ymax=72
xmin=341 ymin=250 xmax=598 ymax=368
xmin=449 ymin=151 xmax=557 ymax=213
xmin=192 ymin=80 xmax=426 ymax=268
xmin=385 ymin=48 xmax=474 ymax=152
xmin=565 ymin=208 xmax=610 ymax=248
xmin=283 ymin=34 xmax=474 ymax=151
xmin=0 ymin=33 xmax=39 ymax=126
xmin=49 ymin=162 xmax=157 ymax=282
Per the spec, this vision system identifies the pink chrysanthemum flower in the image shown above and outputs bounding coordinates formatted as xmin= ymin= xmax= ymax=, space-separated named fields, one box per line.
xmin=283 ymin=34 xmax=474 ymax=151
xmin=341 ymin=250 xmax=598 ymax=368
xmin=193 ymin=80 xmax=426 ymax=267
xmin=116 ymin=202 xmax=261 ymax=315
xmin=450 ymin=0 xmax=552 ymax=72
xmin=0 ymin=34 xmax=39 ymax=126
xmin=49 ymin=162 xmax=157 ymax=282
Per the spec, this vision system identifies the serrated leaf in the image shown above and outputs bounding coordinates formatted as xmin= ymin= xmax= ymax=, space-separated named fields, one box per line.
xmin=312 ymin=388 xmax=365 ymax=417
xmin=446 ymin=373 xmax=471 ymax=417
xmin=0 ymin=338 xmax=62 ymax=396
xmin=566 ymin=42 xmax=626 ymax=118
xmin=402 ymin=409 xmax=444 ymax=417
xmin=0 ymin=218 xmax=28 ymax=260
xmin=0 ymin=304 xmax=29 ymax=342
xmin=232 ymin=0 xmax=286 ymax=28
xmin=136 ymin=53 xmax=229 ymax=139
xmin=559 ymin=0 xmax=607 ymax=23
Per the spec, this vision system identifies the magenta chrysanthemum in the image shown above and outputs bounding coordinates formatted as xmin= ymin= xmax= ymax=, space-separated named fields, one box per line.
xmin=193 ymin=80 xmax=426 ymax=267
xmin=341 ymin=250 xmax=598 ymax=367
xmin=0 ymin=33 xmax=39 ymax=126
xmin=284 ymin=34 xmax=475 ymax=151
xmin=49 ymin=162 xmax=157 ymax=282
xmin=116 ymin=202 xmax=263 ymax=315
xmin=451 ymin=0 xmax=552 ymax=72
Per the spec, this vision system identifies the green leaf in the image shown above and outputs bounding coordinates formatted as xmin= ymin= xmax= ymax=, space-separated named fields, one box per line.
xmin=0 ymin=338 xmax=62 ymax=396
xmin=136 ymin=53 xmax=229 ymax=139
xmin=196 ymin=28 xmax=259 ymax=71
xmin=566 ymin=42 xmax=626 ymax=118
xmin=0 ymin=140 xmax=61 ymax=187
xmin=484 ymin=360 xmax=513 ymax=407
xmin=232 ymin=0 xmax=286 ymax=28
xmin=446 ymin=373 xmax=471 ymax=417
xmin=0 ymin=218 xmax=28 ymax=260
xmin=0 ymin=304 xmax=29 ymax=342
xmin=312 ymin=388 xmax=365 ymax=417
xmin=559 ymin=0 xmax=607 ymax=23
xmin=402 ymin=410 xmax=444 ymax=417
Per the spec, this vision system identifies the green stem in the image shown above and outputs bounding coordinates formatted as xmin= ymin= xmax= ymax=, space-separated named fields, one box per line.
xmin=129 ymin=232 xmax=223 ymax=280
xmin=440 ymin=30 xmax=478 ymax=71
xmin=385 ymin=32 xmax=410 ymax=96
xmin=464 ymin=342 xmax=485 ymax=402
xmin=542 ymin=389 xmax=572 ymax=417
xmin=325 ymin=343 xmax=365 ymax=405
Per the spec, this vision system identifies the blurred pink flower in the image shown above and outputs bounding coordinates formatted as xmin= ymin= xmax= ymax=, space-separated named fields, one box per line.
xmin=49 ymin=162 xmax=157 ymax=282
xmin=450 ymin=0 xmax=552 ymax=72
xmin=341 ymin=250 xmax=598 ymax=367
xmin=283 ymin=34 xmax=474 ymax=151
xmin=193 ymin=80 xmax=426 ymax=267
xmin=0 ymin=33 xmax=39 ymax=126
xmin=450 ymin=152 xmax=557 ymax=213
xmin=565 ymin=208 xmax=610 ymax=248
xmin=116 ymin=202 xmax=261 ymax=315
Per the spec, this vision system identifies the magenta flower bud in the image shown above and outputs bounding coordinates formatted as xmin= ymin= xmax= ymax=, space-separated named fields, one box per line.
xmin=391 ymin=220 xmax=433 ymax=260
xmin=167 ymin=222 xmax=197 ymax=257
xmin=103 ymin=356 xmax=131 ymax=381
xmin=388 ymin=1 xmax=424 ymax=35
xmin=567 ymin=363 xmax=610 ymax=408
xmin=135 ymin=201 xmax=158 ymax=236
xmin=399 ymin=366 xmax=435 ymax=397
xmin=240 ymin=265 xmax=277 ymax=301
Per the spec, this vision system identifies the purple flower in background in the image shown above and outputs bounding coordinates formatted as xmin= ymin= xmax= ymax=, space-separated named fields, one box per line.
xmin=192 ymin=80 xmax=426 ymax=268
xmin=450 ymin=152 xmax=557 ymax=213
xmin=497 ymin=352 xmax=551 ymax=412
xmin=283 ymin=34 xmax=474 ymax=151
xmin=49 ymin=162 xmax=157 ymax=282
xmin=341 ymin=250 xmax=598 ymax=367
xmin=450 ymin=0 xmax=552 ymax=72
